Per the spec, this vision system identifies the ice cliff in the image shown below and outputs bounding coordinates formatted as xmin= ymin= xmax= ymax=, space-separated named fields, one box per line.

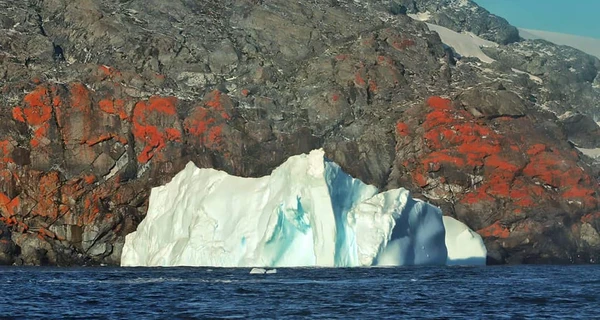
xmin=121 ymin=150 xmax=486 ymax=267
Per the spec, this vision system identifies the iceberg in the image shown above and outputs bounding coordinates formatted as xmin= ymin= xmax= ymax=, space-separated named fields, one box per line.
xmin=121 ymin=149 xmax=486 ymax=267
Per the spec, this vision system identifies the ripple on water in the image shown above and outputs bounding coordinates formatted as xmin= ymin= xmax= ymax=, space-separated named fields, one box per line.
xmin=0 ymin=265 xmax=598 ymax=319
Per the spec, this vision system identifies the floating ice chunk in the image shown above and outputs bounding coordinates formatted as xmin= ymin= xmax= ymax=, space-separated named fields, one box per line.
xmin=250 ymin=268 xmax=267 ymax=274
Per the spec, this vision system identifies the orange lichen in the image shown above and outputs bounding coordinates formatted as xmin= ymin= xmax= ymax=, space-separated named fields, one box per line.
xmin=0 ymin=140 xmax=14 ymax=163
xmin=331 ymin=93 xmax=340 ymax=103
xmin=132 ymin=96 xmax=182 ymax=163
xmin=412 ymin=95 xmax=598 ymax=212
xmin=413 ymin=173 xmax=428 ymax=187
xmin=183 ymin=90 xmax=232 ymax=150
xmin=426 ymin=96 xmax=453 ymax=110
xmin=477 ymin=222 xmax=510 ymax=239
xmin=396 ymin=122 xmax=409 ymax=137
xmin=19 ymin=86 xmax=53 ymax=126
xmin=69 ymin=83 xmax=91 ymax=111
xmin=368 ymin=80 xmax=378 ymax=93
xmin=33 ymin=172 xmax=61 ymax=219
xmin=0 ymin=193 xmax=19 ymax=216
xmin=392 ymin=38 xmax=415 ymax=51
xmin=12 ymin=107 xmax=25 ymax=122
xmin=527 ymin=144 xmax=546 ymax=156
xmin=99 ymin=98 xmax=129 ymax=120
xmin=354 ymin=72 xmax=367 ymax=87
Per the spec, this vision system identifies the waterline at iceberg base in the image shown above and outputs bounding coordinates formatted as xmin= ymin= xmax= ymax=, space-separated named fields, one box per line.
xmin=121 ymin=150 xmax=486 ymax=267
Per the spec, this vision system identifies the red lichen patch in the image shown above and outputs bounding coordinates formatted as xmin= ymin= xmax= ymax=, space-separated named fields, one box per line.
xmin=331 ymin=93 xmax=340 ymax=103
xmin=0 ymin=140 xmax=14 ymax=164
xmin=0 ymin=216 xmax=28 ymax=233
xmin=508 ymin=179 xmax=544 ymax=208
xmin=391 ymin=38 xmax=415 ymax=51
xmin=426 ymin=96 xmax=453 ymax=110
xmin=527 ymin=144 xmax=546 ymax=156
xmin=69 ymin=83 xmax=91 ymax=112
xmin=461 ymin=190 xmax=495 ymax=204
xmin=354 ymin=71 xmax=367 ymax=88
xmin=33 ymin=172 xmax=61 ymax=220
xmin=99 ymin=65 xmax=112 ymax=76
xmin=396 ymin=122 xmax=409 ymax=137
xmin=334 ymin=54 xmax=348 ymax=61
xmin=376 ymin=55 xmax=394 ymax=66
xmin=38 ymin=227 xmax=57 ymax=239
xmin=98 ymin=98 xmax=129 ymax=120
xmin=11 ymin=107 xmax=25 ymax=123
xmin=521 ymin=149 xmax=595 ymax=209
xmin=477 ymin=221 xmax=510 ymax=239
xmin=413 ymin=173 xmax=429 ymax=187
xmin=83 ymin=174 xmax=96 ymax=185
xmin=421 ymin=151 xmax=466 ymax=169
xmin=368 ymin=80 xmax=378 ymax=93
xmin=97 ymin=65 xmax=123 ymax=81
xmin=16 ymin=86 xmax=53 ymax=126
xmin=12 ymin=86 xmax=57 ymax=148
xmin=204 ymin=90 xmax=232 ymax=120
xmin=408 ymin=96 xmax=599 ymax=214
xmin=84 ymin=133 xmax=116 ymax=146
xmin=132 ymin=96 xmax=182 ymax=163
xmin=184 ymin=90 xmax=233 ymax=151
xmin=0 ymin=193 xmax=19 ymax=216
xmin=185 ymin=107 xmax=214 ymax=137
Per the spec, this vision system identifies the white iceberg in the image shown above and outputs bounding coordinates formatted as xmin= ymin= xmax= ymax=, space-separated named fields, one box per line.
xmin=121 ymin=149 xmax=486 ymax=267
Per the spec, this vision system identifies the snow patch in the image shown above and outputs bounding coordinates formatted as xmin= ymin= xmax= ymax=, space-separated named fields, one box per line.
xmin=511 ymin=68 xmax=543 ymax=84
xmin=407 ymin=12 xmax=432 ymax=22
xmin=577 ymin=147 xmax=600 ymax=160
xmin=121 ymin=150 xmax=486 ymax=267
xmin=407 ymin=17 xmax=498 ymax=63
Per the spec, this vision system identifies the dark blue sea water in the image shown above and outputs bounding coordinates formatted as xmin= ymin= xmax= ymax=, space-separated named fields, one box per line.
xmin=0 ymin=265 xmax=598 ymax=319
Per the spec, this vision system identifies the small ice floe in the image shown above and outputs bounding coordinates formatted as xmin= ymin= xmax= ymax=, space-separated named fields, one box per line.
xmin=249 ymin=267 xmax=277 ymax=274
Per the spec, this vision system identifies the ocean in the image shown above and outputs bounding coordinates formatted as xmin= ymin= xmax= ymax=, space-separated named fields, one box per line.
xmin=0 ymin=265 xmax=598 ymax=319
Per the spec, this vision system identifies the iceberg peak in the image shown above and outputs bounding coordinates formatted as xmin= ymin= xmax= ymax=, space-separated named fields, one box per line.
xmin=121 ymin=150 xmax=486 ymax=267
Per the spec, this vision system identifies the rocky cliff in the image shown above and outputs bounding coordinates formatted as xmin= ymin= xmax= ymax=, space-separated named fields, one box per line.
xmin=0 ymin=0 xmax=599 ymax=265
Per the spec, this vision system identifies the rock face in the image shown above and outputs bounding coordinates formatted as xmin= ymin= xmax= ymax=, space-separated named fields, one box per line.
xmin=0 ymin=0 xmax=598 ymax=265
xmin=398 ymin=0 xmax=520 ymax=44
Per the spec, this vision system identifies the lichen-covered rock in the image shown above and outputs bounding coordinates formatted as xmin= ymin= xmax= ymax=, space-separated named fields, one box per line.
xmin=0 ymin=0 xmax=598 ymax=265
xmin=391 ymin=96 xmax=599 ymax=264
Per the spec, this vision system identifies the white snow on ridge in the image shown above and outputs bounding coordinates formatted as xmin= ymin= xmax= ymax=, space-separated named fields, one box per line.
xmin=407 ymin=14 xmax=497 ymax=63
xmin=511 ymin=68 xmax=543 ymax=84
xmin=577 ymin=147 xmax=600 ymax=160
xmin=408 ymin=12 xmax=432 ymax=22
xmin=121 ymin=150 xmax=487 ymax=267
xmin=425 ymin=23 xmax=497 ymax=63
xmin=519 ymin=28 xmax=600 ymax=59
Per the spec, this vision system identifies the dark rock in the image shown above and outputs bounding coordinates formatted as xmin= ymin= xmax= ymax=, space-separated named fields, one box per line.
xmin=398 ymin=0 xmax=519 ymax=44
xmin=457 ymin=89 xmax=527 ymax=118
xmin=561 ymin=113 xmax=600 ymax=148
